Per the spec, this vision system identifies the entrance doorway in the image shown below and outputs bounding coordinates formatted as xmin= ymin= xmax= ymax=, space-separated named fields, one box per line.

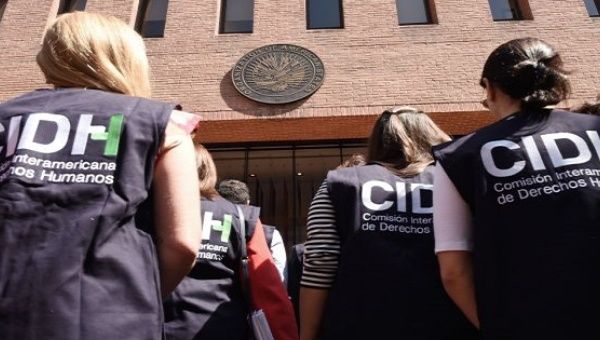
xmin=210 ymin=142 xmax=367 ymax=247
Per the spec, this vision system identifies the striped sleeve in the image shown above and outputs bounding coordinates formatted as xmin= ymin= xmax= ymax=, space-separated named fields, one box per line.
xmin=300 ymin=180 xmax=341 ymax=289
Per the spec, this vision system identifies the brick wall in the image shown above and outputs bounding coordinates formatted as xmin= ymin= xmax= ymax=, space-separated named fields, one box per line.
xmin=1 ymin=0 xmax=599 ymax=142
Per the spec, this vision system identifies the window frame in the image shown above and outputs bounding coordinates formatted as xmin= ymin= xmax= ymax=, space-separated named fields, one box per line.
xmin=135 ymin=0 xmax=169 ymax=38
xmin=219 ymin=0 xmax=254 ymax=34
xmin=584 ymin=0 xmax=600 ymax=17
xmin=395 ymin=0 xmax=438 ymax=26
xmin=306 ymin=0 xmax=344 ymax=30
xmin=0 ymin=1 xmax=7 ymax=23
xmin=57 ymin=0 xmax=86 ymax=14
xmin=488 ymin=0 xmax=533 ymax=21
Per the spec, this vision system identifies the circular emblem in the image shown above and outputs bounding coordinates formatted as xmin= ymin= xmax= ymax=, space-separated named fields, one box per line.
xmin=232 ymin=44 xmax=325 ymax=104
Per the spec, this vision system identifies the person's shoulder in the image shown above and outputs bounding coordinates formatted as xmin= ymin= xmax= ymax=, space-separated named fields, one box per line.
xmin=434 ymin=112 xmax=530 ymax=159
xmin=0 ymin=89 xmax=55 ymax=108
xmin=553 ymin=108 xmax=600 ymax=124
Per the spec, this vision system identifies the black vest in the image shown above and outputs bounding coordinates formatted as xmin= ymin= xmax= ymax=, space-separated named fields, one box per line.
xmin=322 ymin=164 xmax=479 ymax=340
xmin=434 ymin=109 xmax=600 ymax=339
xmin=164 ymin=196 xmax=260 ymax=340
xmin=0 ymin=88 xmax=173 ymax=340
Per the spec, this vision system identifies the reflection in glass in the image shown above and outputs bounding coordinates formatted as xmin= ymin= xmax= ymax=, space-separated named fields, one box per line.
xmin=307 ymin=0 xmax=343 ymax=29
xmin=584 ymin=0 xmax=600 ymax=16
xmin=488 ymin=0 xmax=522 ymax=21
xmin=221 ymin=0 xmax=254 ymax=33
xmin=136 ymin=0 xmax=169 ymax=38
xmin=58 ymin=0 xmax=87 ymax=14
xmin=396 ymin=0 xmax=431 ymax=25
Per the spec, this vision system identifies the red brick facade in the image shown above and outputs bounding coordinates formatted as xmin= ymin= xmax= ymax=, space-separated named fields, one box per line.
xmin=1 ymin=0 xmax=599 ymax=143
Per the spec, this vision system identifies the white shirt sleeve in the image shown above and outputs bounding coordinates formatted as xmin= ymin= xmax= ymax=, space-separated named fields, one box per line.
xmin=433 ymin=164 xmax=474 ymax=253
xmin=270 ymin=229 xmax=287 ymax=282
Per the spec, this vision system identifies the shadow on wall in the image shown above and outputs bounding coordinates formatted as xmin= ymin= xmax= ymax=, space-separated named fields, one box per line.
xmin=219 ymin=70 xmax=308 ymax=118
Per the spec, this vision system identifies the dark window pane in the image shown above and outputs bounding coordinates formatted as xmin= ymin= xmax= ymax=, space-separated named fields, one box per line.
xmin=488 ymin=0 xmax=522 ymax=20
xmin=0 ymin=1 xmax=7 ymax=22
xmin=396 ymin=0 xmax=431 ymax=25
xmin=58 ymin=0 xmax=86 ymax=14
xmin=221 ymin=0 xmax=254 ymax=33
xmin=137 ymin=0 xmax=169 ymax=38
xmin=584 ymin=0 xmax=600 ymax=16
xmin=307 ymin=0 xmax=342 ymax=29
xmin=247 ymin=149 xmax=294 ymax=244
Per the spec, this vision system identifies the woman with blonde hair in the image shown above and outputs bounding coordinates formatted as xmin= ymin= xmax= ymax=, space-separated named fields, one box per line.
xmin=0 ymin=12 xmax=201 ymax=340
xmin=300 ymin=107 xmax=480 ymax=340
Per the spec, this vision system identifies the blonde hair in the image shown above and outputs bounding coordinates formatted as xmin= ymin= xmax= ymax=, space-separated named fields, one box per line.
xmin=36 ymin=12 xmax=151 ymax=97
xmin=367 ymin=106 xmax=451 ymax=177
xmin=195 ymin=144 xmax=219 ymax=199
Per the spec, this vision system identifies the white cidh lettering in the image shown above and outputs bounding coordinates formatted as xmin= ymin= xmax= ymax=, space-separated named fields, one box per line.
xmin=17 ymin=113 xmax=70 ymax=154
xmin=481 ymin=140 xmax=526 ymax=177
xmin=361 ymin=180 xmax=433 ymax=213
xmin=410 ymin=183 xmax=433 ymax=214
xmin=481 ymin=131 xmax=599 ymax=178
xmin=541 ymin=132 xmax=591 ymax=167
xmin=362 ymin=180 xmax=394 ymax=211
xmin=72 ymin=114 xmax=108 ymax=155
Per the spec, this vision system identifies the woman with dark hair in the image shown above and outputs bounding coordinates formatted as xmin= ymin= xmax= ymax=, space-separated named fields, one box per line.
xmin=300 ymin=107 xmax=480 ymax=340
xmin=434 ymin=38 xmax=600 ymax=339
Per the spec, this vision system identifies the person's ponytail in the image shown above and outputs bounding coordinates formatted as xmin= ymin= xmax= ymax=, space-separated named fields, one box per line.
xmin=481 ymin=38 xmax=570 ymax=110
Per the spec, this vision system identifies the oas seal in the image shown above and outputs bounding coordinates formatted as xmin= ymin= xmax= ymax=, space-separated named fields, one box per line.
xmin=232 ymin=44 xmax=325 ymax=104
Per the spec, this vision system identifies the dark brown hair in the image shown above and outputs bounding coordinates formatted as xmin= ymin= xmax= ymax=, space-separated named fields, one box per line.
xmin=481 ymin=38 xmax=570 ymax=110
xmin=367 ymin=106 xmax=451 ymax=177
xmin=195 ymin=144 xmax=219 ymax=199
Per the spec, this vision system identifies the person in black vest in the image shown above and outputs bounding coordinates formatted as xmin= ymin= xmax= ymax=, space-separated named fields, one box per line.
xmin=289 ymin=153 xmax=365 ymax=329
xmin=164 ymin=145 xmax=299 ymax=340
xmin=433 ymin=38 xmax=600 ymax=339
xmin=300 ymin=107 xmax=480 ymax=340
xmin=218 ymin=178 xmax=288 ymax=281
xmin=0 ymin=12 xmax=202 ymax=340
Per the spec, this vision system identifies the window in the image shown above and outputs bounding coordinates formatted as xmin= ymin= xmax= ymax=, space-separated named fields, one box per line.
xmin=0 ymin=1 xmax=6 ymax=22
xmin=488 ymin=0 xmax=531 ymax=21
xmin=395 ymin=0 xmax=435 ymax=25
xmin=584 ymin=0 xmax=600 ymax=16
xmin=220 ymin=0 xmax=254 ymax=33
xmin=307 ymin=0 xmax=343 ymax=29
xmin=135 ymin=0 xmax=169 ymax=38
xmin=57 ymin=0 xmax=86 ymax=14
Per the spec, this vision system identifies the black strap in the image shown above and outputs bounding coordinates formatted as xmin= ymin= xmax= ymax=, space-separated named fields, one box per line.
xmin=236 ymin=205 xmax=255 ymax=310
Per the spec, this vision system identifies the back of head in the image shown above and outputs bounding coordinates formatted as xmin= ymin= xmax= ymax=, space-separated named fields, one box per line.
xmin=368 ymin=106 xmax=451 ymax=177
xmin=481 ymin=38 xmax=570 ymax=110
xmin=195 ymin=144 xmax=219 ymax=199
xmin=37 ymin=12 xmax=151 ymax=97
xmin=218 ymin=179 xmax=250 ymax=205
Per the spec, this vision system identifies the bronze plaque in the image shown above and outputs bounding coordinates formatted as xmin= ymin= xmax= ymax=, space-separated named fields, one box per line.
xmin=232 ymin=44 xmax=325 ymax=104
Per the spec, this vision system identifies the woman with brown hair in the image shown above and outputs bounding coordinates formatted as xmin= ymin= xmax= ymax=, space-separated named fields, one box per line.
xmin=0 ymin=12 xmax=201 ymax=340
xmin=433 ymin=38 xmax=600 ymax=339
xmin=164 ymin=144 xmax=299 ymax=340
xmin=300 ymin=107 xmax=480 ymax=340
